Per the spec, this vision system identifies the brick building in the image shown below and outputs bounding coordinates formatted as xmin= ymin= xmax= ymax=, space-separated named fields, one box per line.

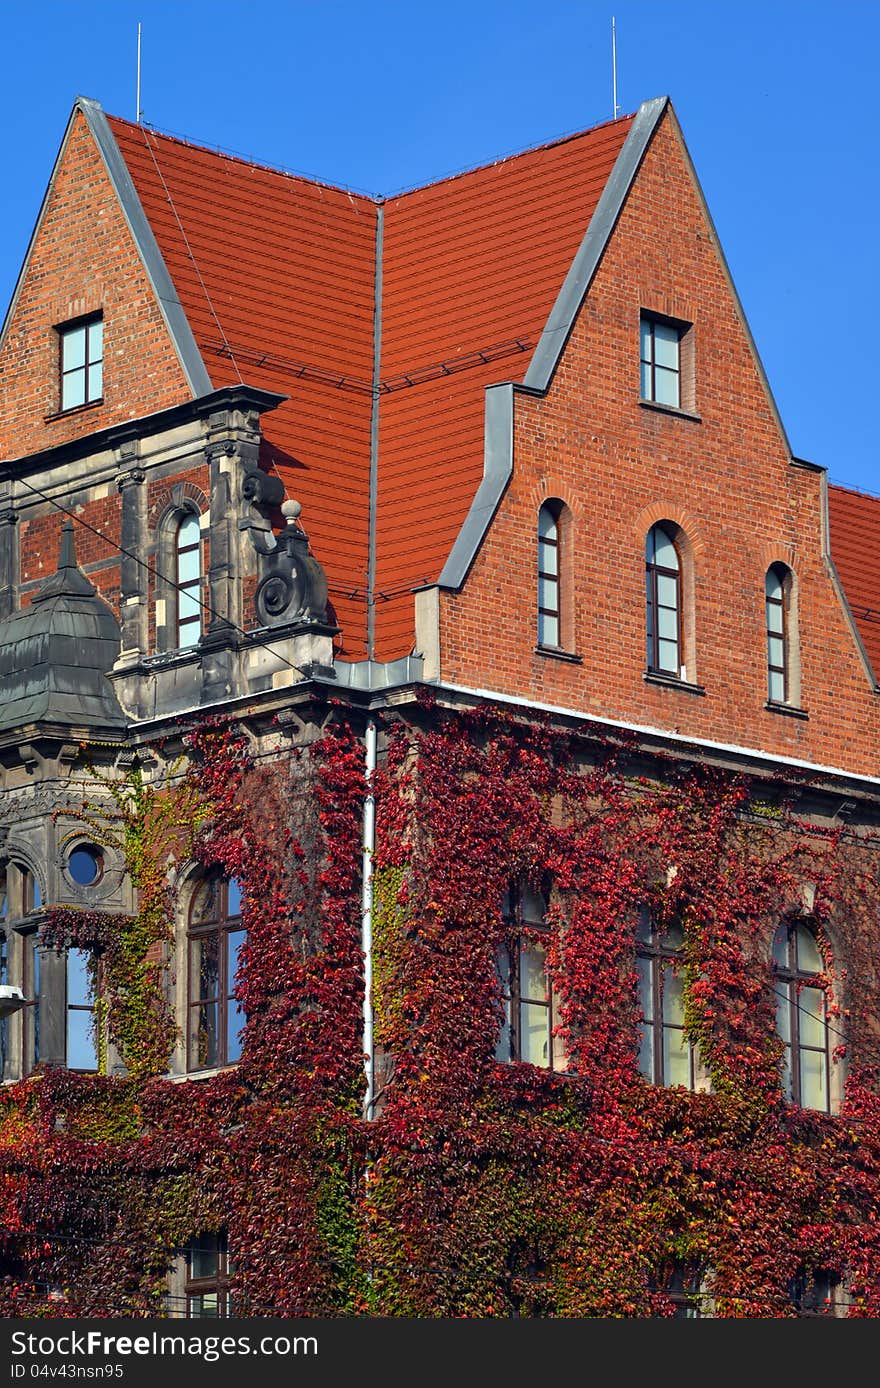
xmin=1 ymin=93 xmax=879 ymax=1317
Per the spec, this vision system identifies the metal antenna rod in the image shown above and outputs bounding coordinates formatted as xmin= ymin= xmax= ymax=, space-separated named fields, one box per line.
xmin=136 ymin=22 xmax=142 ymax=123
xmin=612 ymin=16 xmax=620 ymax=119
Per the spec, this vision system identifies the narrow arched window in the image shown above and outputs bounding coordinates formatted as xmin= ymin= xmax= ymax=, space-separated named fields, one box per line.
xmin=765 ymin=563 xmax=791 ymax=703
xmin=773 ymin=921 xmax=830 ymax=1112
xmin=187 ymin=876 xmax=245 ymax=1072
xmin=636 ymin=907 xmax=699 ymax=1088
xmin=176 ymin=512 xmax=202 ymax=648
xmin=645 ymin=523 xmax=681 ymax=676
xmin=537 ymin=502 xmax=561 ymax=649
xmin=496 ymin=883 xmax=565 ymax=1070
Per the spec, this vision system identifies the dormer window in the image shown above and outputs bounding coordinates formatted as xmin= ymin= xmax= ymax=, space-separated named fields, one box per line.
xmin=59 ymin=315 xmax=103 ymax=411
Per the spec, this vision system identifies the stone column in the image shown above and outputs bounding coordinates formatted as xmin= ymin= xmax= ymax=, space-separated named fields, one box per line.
xmin=116 ymin=460 xmax=148 ymax=663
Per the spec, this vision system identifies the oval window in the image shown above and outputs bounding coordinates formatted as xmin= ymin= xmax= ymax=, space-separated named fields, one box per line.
xmin=68 ymin=846 xmax=103 ymax=887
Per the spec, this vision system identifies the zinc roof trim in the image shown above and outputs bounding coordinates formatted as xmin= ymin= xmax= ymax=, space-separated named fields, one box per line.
xmin=76 ymin=98 xmax=213 ymax=398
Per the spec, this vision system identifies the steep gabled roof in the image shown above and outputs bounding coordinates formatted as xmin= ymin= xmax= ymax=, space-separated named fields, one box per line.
xmin=99 ymin=103 xmax=636 ymax=660
xmin=828 ymin=483 xmax=880 ymax=677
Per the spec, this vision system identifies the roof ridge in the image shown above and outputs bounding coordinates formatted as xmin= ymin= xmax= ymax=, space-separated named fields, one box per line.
xmin=105 ymin=110 xmax=380 ymax=202
xmin=102 ymin=105 xmax=637 ymax=207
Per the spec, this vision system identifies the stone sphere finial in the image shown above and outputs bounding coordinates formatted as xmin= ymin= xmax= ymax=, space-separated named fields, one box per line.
xmin=281 ymin=499 xmax=302 ymax=522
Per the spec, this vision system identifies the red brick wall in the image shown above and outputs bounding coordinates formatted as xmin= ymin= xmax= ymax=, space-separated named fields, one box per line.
xmin=0 ymin=110 xmax=192 ymax=461
xmin=438 ymin=111 xmax=880 ymax=778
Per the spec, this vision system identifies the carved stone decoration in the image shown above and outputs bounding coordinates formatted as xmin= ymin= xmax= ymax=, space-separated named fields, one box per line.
xmin=242 ymin=460 xmax=285 ymax=509
xmin=253 ymin=501 xmax=330 ymax=629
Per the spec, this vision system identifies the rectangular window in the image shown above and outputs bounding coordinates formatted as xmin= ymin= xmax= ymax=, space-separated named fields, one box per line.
xmin=67 ymin=948 xmax=98 ymax=1071
xmin=640 ymin=312 xmax=692 ymax=411
xmin=185 ymin=1233 xmax=233 ymax=1318
xmin=60 ymin=315 xmax=103 ymax=412
xmin=187 ymin=879 xmax=245 ymax=1072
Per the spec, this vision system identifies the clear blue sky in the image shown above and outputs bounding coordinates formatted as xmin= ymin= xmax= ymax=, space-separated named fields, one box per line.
xmin=1 ymin=0 xmax=876 ymax=495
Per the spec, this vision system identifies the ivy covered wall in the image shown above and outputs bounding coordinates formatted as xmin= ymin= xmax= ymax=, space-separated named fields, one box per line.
xmin=2 ymin=704 xmax=880 ymax=1318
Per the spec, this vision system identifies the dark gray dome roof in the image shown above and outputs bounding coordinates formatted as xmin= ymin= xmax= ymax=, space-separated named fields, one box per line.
xmin=0 ymin=520 xmax=125 ymax=734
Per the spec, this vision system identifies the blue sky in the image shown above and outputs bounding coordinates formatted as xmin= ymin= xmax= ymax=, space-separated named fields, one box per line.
xmin=1 ymin=0 xmax=876 ymax=494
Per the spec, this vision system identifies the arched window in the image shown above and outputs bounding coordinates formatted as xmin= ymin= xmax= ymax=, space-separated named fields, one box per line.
xmin=495 ymin=883 xmax=565 ymax=1070
xmin=645 ymin=523 xmax=682 ymax=677
xmin=175 ymin=512 xmax=203 ymax=648
xmin=765 ymin=563 xmax=794 ymax=704
xmin=636 ymin=907 xmax=701 ymax=1088
xmin=187 ymin=877 xmax=245 ymax=1072
xmin=773 ymin=921 xmax=830 ymax=1112
xmin=537 ymin=502 xmax=561 ymax=649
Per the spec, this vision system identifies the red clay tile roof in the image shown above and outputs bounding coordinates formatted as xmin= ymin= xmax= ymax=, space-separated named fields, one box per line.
xmin=107 ymin=112 xmax=634 ymax=661
xmin=828 ymin=483 xmax=880 ymax=678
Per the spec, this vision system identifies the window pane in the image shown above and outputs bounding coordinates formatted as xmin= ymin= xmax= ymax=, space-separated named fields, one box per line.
xmin=538 ymin=508 xmax=557 ymax=541
xmin=765 ymin=568 xmax=783 ymax=600
xmin=798 ymin=987 xmax=826 ymax=1049
xmin=68 ymin=949 xmax=92 ymax=1008
xmin=191 ymin=934 xmax=220 ymax=1002
xmin=651 ymin=529 xmax=679 ymax=570
xmin=800 ymin=1047 xmax=828 ymax=1111
xmin=663 ymin=1026 xmax=691 ymax=1087
xmin=189 ymin=1236 xmax=220 ymax=1279
xmin=191 ymin=1002 xmax=219 ymax=1070
xmin=179 ymin=514 xmax=200 ymax=548
xmin=227 ymin=879 xmax=243 ymax=917
xmin=636 ymin=906 xmax=653 ymax=945
xmin=520 ymin=887 xmax=545 ymax=926
xmin=640 ymin=318 xmax=652 ymax=362
xmin=67 ymin=1007 xmax=98 ymax=1071
xmin=662 ymin=968 xmax=685 ymax=1027
xmin=62 ymin=326 xmax=86 ymax=371
xmin=640 ymin=360 xmax=651 ymax=398
xmin=772 ymin=927 xmax=789 ymax=967
xmin=637 ymin=955 xmax=653 ymax=1023
xmin=768 ymin=668 xmax=785 ymax=702
xmin=88 ymin=319 xmax=103 ymax=362
xmin=538 ymin=575 xmax=558 ymax=611
xmin=538 ymin=538 xmax=558 ymax=576
xmin=87 ymin=361 xmax=102 ymax=399
xmin=31 ymin=875 xmax=42 ymax=910
xmin=189 ymin=1293 xmax=219 ymax=1318
xmin=226 ymin=1001 xmax=245 ymax=1064
xmin=767 ymin=635 xmax=784 ymax=669
xmin=657 ymin=604 xmax=678 ymax=642
xmin=178 ymin=589 xmax=201 ymax=626
xmin=637 ymin=1020 xmax=654 ymax=1080
xmin=62 ymin=371 xmax=86 ymax=411
xmin=520 ymin=999 xmax=550 ymax=1066
xmin=519 ymin=941 xmax=547 ymax=1002
xmin=227 ymin=928 xmax=245 ymax=984
xmin=654 ymin=366 xmax=679 ymax=408
xmin=766 ymin=600 xmax=784 ymax=634
xmin=539 ymin=613 xmax=559 ymax=647
xmin=796 ymin=927 xmax=822 ymax=973
xmin=655 ymin=573 xmax=679 ymax=607
xmin=775 ymin=983 xmax=791 ymax=1044
xmin=657 ymin=638 xmax=679 ymax=673
xmin=653 ymin=322 xmax=680 ymax=369
xmin=178 ymin=547 xmax=201 ymax=583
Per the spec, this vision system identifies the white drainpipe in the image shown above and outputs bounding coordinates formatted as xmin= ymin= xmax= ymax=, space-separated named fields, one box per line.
xmin=361 ymin=719 xmax=377 ymax=1119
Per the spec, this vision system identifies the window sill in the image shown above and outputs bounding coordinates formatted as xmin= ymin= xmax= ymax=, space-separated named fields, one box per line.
xmin=170 ymin=1064 xmax=239 ymax=1083
xmin=535 ymin=645 xmax=582 ymax=664
xmin=644 ymin=671 xmax=705 ymax=696
xmin=638 ymin=399 xmax=701 ymax=424
xmin=43 ymin=398 xmax=104 ymax=423
xmin=765 ymin=700 xmax=809 ymax=720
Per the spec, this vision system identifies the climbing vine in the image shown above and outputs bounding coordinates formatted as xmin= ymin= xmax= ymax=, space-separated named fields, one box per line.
xmin=2 ymin=702 xmax=880 ymax=1317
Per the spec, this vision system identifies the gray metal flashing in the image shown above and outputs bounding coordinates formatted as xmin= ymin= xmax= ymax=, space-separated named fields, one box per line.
xmin=436 ymin=679 xmax=880 ymax=799
xmin=663 ymin=102 xmax=796 ymax=462
xmin=437 ymin=383 xmax=515 ymax=589
xmin=818 ymin=469 xmax=879 ymax=691
xmin=437 ymin=100 xmax=668 ymax=592
xmin=75 ymin=97 xmax=213 ymax=398
xmin=366 ymin=204 xmax=384 ymax=659
xmin=524 ymin=96 xmax=668 ymax=392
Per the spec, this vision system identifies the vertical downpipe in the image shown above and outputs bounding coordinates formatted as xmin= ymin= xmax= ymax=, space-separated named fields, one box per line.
xmin=361 ymin=718 xmax=377 ymax=1120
